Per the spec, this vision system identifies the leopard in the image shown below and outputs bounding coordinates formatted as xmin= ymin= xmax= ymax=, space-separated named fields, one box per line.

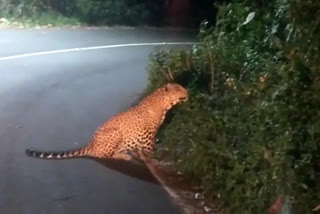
xmin=25 ymin=83 xmax=188 ymax=161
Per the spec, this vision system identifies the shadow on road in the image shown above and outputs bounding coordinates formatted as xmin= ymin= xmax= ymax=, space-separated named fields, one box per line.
xmin=90 ymin=157 xmax=161 ymax=185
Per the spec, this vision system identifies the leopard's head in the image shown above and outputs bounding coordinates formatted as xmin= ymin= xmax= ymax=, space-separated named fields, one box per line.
xmin=161 ymin=83 xmax=188 ymax=108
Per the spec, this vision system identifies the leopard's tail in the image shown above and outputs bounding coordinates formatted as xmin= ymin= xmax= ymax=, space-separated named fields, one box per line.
xmin=25 ymin=146 xmax=91 ymax=160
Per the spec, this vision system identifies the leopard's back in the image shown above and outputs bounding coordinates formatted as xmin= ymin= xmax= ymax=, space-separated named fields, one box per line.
xmin=97 ymin=104 xmax=159 ymax=154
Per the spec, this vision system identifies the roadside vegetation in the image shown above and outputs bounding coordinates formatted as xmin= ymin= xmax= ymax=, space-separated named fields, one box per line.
xmin=0 ymin=0 xmax=164 ymax=27
xmin=146 ymin=0 xmax=320 ymax=213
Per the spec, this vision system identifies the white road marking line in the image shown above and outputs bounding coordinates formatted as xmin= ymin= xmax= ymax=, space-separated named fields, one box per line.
xmin=0 ymin=42 xmax=200 ymax=61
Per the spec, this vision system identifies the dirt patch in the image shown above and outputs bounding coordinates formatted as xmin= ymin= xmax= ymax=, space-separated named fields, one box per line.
xmin=144 ymin=158 xmax=225 ymax=214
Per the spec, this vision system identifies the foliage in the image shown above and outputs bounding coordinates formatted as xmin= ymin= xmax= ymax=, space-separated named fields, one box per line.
xmin=76 ymin=0 xmax=159 ymax=25
xmin=146 ymin=0 xmax=320 ymax=213
xmin=0 ymin=0 xmax=164 ymax=26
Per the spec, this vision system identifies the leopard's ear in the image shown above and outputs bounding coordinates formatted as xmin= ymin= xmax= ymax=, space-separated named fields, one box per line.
xmin=164 ymin=83 xmax=175 ymax=91
xmin=164 ymin=84 xmax=169 ymax=91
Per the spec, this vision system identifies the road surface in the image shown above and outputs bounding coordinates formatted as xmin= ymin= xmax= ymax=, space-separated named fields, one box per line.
xmin=0 ymin=27 xmax=197 ymax=214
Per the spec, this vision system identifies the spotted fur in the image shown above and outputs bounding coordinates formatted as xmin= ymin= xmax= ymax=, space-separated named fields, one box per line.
xmin=25 ymin=83 xmax=188 ymax=160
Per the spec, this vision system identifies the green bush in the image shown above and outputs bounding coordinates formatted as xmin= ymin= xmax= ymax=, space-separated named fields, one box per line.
xmin=1 ymin=0 xmax=77 ymax=17
xmin=146 ymin=0 xmax=320 ymax=213
xmin=77 ymin=0 xmax=153 ymax=25
xmin=0 ymin=0 xmax=164 ymax=26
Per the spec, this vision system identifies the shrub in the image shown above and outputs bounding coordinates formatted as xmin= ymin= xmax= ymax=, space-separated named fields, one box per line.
xmin=146 ymin=0 xmax=320 ymax=213
xmin=77 ymin=0 xmax=154 ymax=25
xmin=0 ymin=0 xmax=164 ymax=26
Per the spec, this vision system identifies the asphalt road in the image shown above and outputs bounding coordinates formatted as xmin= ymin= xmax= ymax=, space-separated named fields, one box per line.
xmin=0 ymin=27 xmax=197 ymax=214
